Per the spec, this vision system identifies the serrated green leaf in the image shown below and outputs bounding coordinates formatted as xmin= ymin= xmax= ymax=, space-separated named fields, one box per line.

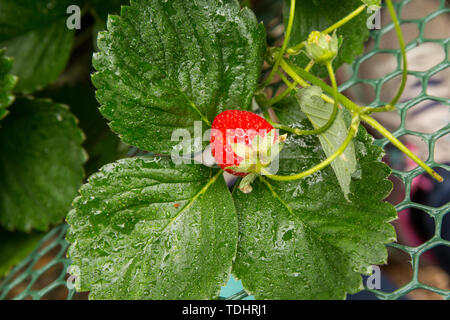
xmin=0 ymin=98 xmax=86 ymax=232
xmin=0 ymin=0 xmax=77 ymax=93
xmin=66 ymin=158 xmax=238 ymax=299
xmin=0 ymin=50 xmax=17 ymax=120
xmin=38 ymin=84 xmax=127 ymax=175
xmin=232 ymin=124 xmax=396 ymax=299
xmin=0 ymin=227 xmax=43 ymax=277
xmin=92 ymin=0 xmax=266 ymax=155
xmin=284 ymin=0 xmax=369 ymax=77
xmin=296 ymin=86 xmax=357 ymax=200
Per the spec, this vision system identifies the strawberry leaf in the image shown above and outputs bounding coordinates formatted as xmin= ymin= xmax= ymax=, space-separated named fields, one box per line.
xmin=92 ymin=0 xmax=266 ymax=155
xmin=66 ymin=158 xmax=238 ymax=299
xmin=0 ymin=0 xmax=76 ymax=93
xmin=0 ymin=50 xmax=17 ymax=120
xmin=296 ymin=86 xmax=357 ymax=200
xmin=37 ymin=84 xmax=127 ymax=176
xmin=0 ymin=98 xmax=86 ymax=232
xmin=232 ymin=124 xmax=397 ymax=299
xmin=284 ymin=0 xmax=370 ymax=77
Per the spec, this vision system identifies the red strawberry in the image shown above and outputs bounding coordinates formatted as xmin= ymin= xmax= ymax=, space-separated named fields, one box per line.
xmin=210 ymin=110 xmax=275 ymax=176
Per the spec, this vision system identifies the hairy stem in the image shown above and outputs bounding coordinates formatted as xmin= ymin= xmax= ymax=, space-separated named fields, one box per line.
xmin=386 ymin=0 xmax=407 ymax=108
xmin=263 ymin=115 xmax=360 ymax=181
xmin=267 ymin=60 xmax=315 ymax=106
xmin=305 ymin=60 xmax=315 ymax=72
xmin=367 ymin=0 xmax=407 ymax=113
xmin=322 ymin=4 xmax=367 ymax=34
xmin=281 ymin=59 xmax=359 ymax=112
xmin=268 ymin=82 xmax=296 ymax=105
xmin=276 ymin=61 xmax=339 ymax=135
xmin=287 ymin=4 xmax=367 ymax=55
xmin=360 ymin=114 xmax=443 ymax=182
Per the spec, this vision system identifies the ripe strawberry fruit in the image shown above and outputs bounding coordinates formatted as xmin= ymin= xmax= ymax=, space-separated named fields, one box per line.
xmin=210 ymin=110 xmax=275 ymax=176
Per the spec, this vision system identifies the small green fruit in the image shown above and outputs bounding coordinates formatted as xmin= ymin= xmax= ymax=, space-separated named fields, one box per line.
xmin=304 ymin=31 xmax=339 ymax=64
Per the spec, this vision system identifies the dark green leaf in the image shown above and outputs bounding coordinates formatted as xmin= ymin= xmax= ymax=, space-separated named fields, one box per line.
xmin=0 ymin=50 xmax=17 ymax=120
xmin=0 ymin=98 xmax=86 ymax=232
xmin=0 ymin=0 xmax=77 ymax=93
xmin=232 ymin=122 xmax=396 ymax=299
xmin=89 ymin=0 xmax=130 ymax=22
xmin=283 ymin=0 xmax=370 ymax=76
xmin=92 ymin=0 xmax=266 ymax=154
xmin=0 ymin=227 xmax=43 ymax=277
xmin=239 ymin=0 xmax=251 ymax=8
xmin=66 ymin=158 xmax=238 ymax=299
xmin=296 ymin=86 xmax=357 ymax=199
xmin=38 ymin=84 xmax=127 ymax=175
xmin=362 ymin=0 xmax=381 ymax=8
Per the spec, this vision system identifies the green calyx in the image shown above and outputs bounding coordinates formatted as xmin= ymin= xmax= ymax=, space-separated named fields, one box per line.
xmin=304 ymin=31 xmax=339 ymax=65
xmin=225 ymin=130 xmax=287 ymax=193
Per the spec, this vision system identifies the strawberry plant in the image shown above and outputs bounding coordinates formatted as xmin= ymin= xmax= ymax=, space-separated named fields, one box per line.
xmin=0 ymin=0 xmax=444 ymax=300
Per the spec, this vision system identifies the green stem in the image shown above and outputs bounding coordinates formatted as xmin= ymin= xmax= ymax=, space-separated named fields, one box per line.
xmin=324 ymin=60 xmax=339 ymax=130
xmin=277 ymin=70 xmax=295 ymax=88
xmin=263 ymin=116 xmax=360 ymax=181
xmin=359 ymin=1 xmax=407 ymax=114
xmin=305 ymin=60 xmax=315 ymax=72
xmin=262 ymin=70 xmax=337 ymax=135
xmin=286 ymin=42 xmax=305 ymax=55
xmin=326 ymin=61 xmax=338 ymax=104
xmin=385 ymin=0 xmax=408 ymax=109
xmin=322 ymin=4 xmax=367 ymax=34
xmin=279 ymin=59 xmax=311 ymax=88
xmin=270 ymin=121 xmax=333 ymax=136
xmin=273 ymin=57 xmax=443 ymax=183
xmin=266 ymin=59 xmax=314 ymax=106
xmin=360 ymin=114 xmax=443 ymax=182
xmin=271 ymin=101 xmax=337 ymax=136
xmin=259 ymin=0 xmax=296 ymax=89
xmin=287 ymin=4 xmax=367 ymax=55
xmin=267 ymin=60 xmax=314 ymax=106
xmin=281 ymin=58 xmax=359 ymax=112
xmin=363 ymin=105 xmax=396 ymax=113
xmin=268 ymin=83 xmax=296 ymax=105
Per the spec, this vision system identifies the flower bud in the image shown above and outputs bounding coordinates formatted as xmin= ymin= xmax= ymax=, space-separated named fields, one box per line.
xmin=304 ymin=31 xmax=338 ymax=64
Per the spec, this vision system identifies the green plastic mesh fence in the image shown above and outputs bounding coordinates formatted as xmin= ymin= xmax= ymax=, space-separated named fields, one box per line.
xmin=347 ymin=0 xmax=450 ymax=300
xmin=0 ymin=0 xmax=448 ymax=300
xmin=0 ymin=225 xmax=74 ymax=300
